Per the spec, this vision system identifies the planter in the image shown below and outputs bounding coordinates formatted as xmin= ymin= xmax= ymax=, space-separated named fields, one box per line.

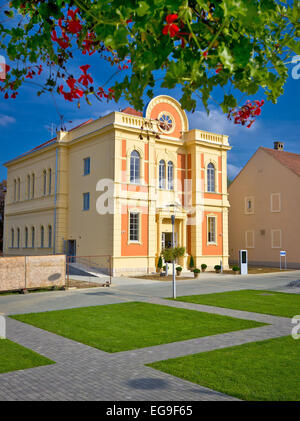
xmin=201 ymin=268 xmax=206 ymax=272
xmin=176 ymin=271 xmax=182 ymax=276
xmin=215 ymin=269 xmax=221 ymax=274
xmin=233 ymin=271 xmax=239 ymax=275
xmin=194 ymin=272 xmax=200 ymax=278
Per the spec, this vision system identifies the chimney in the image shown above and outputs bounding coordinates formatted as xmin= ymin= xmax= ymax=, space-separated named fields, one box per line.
xmin=274 ymin=141 xmax=284 ymax=151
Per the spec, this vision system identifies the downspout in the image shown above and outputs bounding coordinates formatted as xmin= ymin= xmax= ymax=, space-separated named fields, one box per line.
xmin=53 ymin=147 xmax=59 ymax=254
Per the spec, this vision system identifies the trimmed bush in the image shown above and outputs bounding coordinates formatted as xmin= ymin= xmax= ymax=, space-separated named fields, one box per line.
xmin=232 ymin=266 xmax=240 ymax=272
xmin=157 ymin=256 xmax=163 ymax=269
xmin=189 ymin=255 xmax=195 ymax=269
xmin=193 ymin=268 xmax=201 ymax=273
xmin=176 ymin=266 xmax=182 ymax=272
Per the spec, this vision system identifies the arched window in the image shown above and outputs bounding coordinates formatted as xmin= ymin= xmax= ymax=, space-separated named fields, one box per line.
xmin=159 ymin=160 xmax=166 ymax=189
xmin=48 ymin=169 xmax=52 ymax=195
xmin=48 ymin=225 xmax=52 ymax=248
xmin=43 ymin=170 xmax=47 ymax=196
xmin=130 ymin=150 xmax=140 ymax=184
xmin=167 ymin=161 xmax=174 ymax=190
xmin=31 ymin=227 xmax=35 ymax=248
xmin=207 ymin=163 xmax=215 ymax=193
xmin=17 ymin=178 xmax=21 ymax=201
xmin=13 ymin=179 xmax=16 ymax=202
xmin=31 ymin=173 xmax=35 ymax=199
xmin=27 ymin=175 xmax=31 ymax=199
xmin=11 ymin=228 xmax=14 ymax=248
xmin=17 ymin=228 xmax=20 ymax=249
xmin=25 ymin=227 xmax=28 ymax=248
xmin=41 ymin=226 xmax=44 ymax=248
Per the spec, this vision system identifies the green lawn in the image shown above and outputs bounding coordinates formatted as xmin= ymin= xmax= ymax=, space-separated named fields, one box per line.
xmin=149 ymin=336 xmax=300 ymax=401
xmin=0 ymin=339 xmax=54 ymax=374
xmin=10 ymin=302 xmax=265 ymax=353
xmin=172 ymin=289 xmax=300 ymax=317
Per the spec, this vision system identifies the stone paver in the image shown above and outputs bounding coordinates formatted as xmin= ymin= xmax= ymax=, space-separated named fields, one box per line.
xmin=0 ymin=271 xmax=298 ymax=401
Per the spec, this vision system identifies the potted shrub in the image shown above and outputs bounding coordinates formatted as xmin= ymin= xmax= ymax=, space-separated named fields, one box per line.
xmin=176 ymin=266 xmax=182 ymax=276
xmin=201 ymin=263 xmax=207 ymax=272
xmin=189 ymin=255 xmax=195 ymax=271
xmin=157 ymin=256 xmax=163 ymax=273
xmin=232 ymin=265 xmax=240 ymax=275
xmin=193 ymin=268 xmax=201 ymax=278
xmin=214 ymin=265 xmax=221 ymax=273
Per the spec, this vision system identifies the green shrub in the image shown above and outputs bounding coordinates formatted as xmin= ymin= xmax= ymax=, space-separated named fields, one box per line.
xmin=193 ymin=268 xmax=201 ymax=273
xmin=189 ymin=255 xmax=195 ymax=269
xmin=157 ymin=256 xmax=163 ymax=269
xmin=161 ymin=247 xmax=185 ymax=262
xmin=214 ymin=265 xmax=221 ymax=271
xmin=176 ymin=266 xmax=182 ymax=272
xmin=232 ymin=265 xmax=240 ymax=272
xmin=201 ymin=263 xmax=207 ymax=270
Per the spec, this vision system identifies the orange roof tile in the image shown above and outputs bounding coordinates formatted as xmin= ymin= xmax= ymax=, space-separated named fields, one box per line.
xmin=121 ymin=106 xmax=143 ymax=117
xmin=261 ymin=147 xmax=300 ymax=178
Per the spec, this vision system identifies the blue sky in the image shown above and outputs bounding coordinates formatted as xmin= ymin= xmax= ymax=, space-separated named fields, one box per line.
xmin=1 ymin=44 xmax=299 ymax=181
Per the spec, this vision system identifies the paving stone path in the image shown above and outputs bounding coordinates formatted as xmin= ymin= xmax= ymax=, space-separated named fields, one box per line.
xmin=0 ymin=293 xmax=292 ymax=401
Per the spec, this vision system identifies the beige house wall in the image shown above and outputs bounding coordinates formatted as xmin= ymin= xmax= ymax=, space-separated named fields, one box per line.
xmin=228 ymin=148 xmax=300 ymax=267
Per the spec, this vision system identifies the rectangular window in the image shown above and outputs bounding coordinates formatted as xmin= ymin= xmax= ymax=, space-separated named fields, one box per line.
xmin=48 ymin=169 xmax=52 ymax=195
xmin=48 ymin=226 xmax=52 ymax=248
xmin=271 ymin=193 xmax=281 ymax=212
xmin=84 ymin=157 xmax=90 ymax=175
xmin=244 ymin=196 xmax=254 ymax=214
xmin=129 ymin=212 xmax=139 ymax=242
xmin=83 ymin=192 xmax=90 ymax=211
xmin=245 ymin=230 xmax=254 ymax=248
xmin=207 ymin=216 xmax=216 ymax=243
xmin=271 ymin=229 xmax=282 ymax=248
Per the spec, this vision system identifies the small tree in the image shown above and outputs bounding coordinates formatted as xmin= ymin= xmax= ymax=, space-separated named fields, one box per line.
xmin=189 ymin=255 xmax=195 ymax=270
xmin=161 ymin=247 xmax=185 ymax=262
xmin=157 ymin=255 xmax=163 ymax=269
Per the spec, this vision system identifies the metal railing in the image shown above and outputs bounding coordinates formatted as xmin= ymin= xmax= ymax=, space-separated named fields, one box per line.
xmin=66 ymin=254 xmax=112 ymax=288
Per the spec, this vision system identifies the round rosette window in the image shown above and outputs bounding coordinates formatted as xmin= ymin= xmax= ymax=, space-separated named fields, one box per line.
xmin=158 ymin=113 xmax=174 ymax=133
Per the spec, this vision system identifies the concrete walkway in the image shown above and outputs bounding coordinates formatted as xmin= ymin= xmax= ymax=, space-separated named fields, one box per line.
xmin=0 ymin=271 xmax=297 ymax=401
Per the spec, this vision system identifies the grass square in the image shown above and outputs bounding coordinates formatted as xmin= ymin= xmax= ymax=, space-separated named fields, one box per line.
xmin=149 ymin=336 xmax=300 ymax=401
xmin=0 ymin=339 xmax=54 ymax=374
xmin=11 ymin=302 xmax=265 ymax=353
xmin=172 ymin=289 xmax=300 ymax=317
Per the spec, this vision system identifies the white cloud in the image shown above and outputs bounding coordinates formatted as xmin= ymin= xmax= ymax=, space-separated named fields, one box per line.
xmin=228 ymin=163 xmax=242 ymax=179
xmin=0 ymin=114 xmax=16 ymax=126
xmin=187 ymin=107 xmax=260 ymax=135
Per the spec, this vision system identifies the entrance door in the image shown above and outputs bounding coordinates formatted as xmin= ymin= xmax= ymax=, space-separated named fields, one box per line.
xmin=66 ymin=240 xmax=76 ymax=263
xmin=161 ymin=232 xmax=177 ymax=250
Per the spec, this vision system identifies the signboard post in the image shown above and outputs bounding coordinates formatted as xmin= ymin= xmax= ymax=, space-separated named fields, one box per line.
xmin=280 ymin=251 xmax=287 ymax=270
xmin=239 ymin=250 xmax=248 ymax=275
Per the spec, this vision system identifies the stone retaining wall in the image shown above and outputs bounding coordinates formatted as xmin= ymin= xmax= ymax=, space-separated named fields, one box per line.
xmin=0 ymin=255 xmax=66 ymax=292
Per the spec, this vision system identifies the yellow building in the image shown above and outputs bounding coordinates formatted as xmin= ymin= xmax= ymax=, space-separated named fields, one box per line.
xmin=3 ymin=95 xmax=231 ymax=275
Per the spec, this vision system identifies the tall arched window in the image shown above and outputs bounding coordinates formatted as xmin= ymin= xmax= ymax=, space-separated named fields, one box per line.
xmin=207 ymin=163 xmax=215 ymax=193
xmin=25 ymin=227 xmax=28 ymax=248
xmin=27 ymin=175 xmax=31 ymax=199
xmin=17 ymin=228 xmax=20 ymax=248
xmin=48 ymin=225 xmax=52 ymax=248
xmin=31 ymin=173 xmax=35 ymax=199
xmin=41 ymin=226 xmax=44 ymax=248
xmin=167 ymin=161 xmax=174 ymax=190
xmin=11 ymin=228 xmax=14 ymax=248
xmin=48 ymin=169 xmax=52 ymax=195
xmin=130 ymin=150 xmax=140 ymax=184
xmin=13 ymin=179 xmax=16 ymax=202
xmin=31 ymin=227 xmax=35 ymax=248
xmin=159 ymin=160 xmax=166 ymax=189
xmin=43 ymin=170 xmax=47 ymax=196
xmin=17 ymin=178 xmax=21 ymax=201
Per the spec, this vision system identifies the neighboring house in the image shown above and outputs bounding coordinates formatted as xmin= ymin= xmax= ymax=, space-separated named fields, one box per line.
xmin=0 ymin=180 xmax=7 ymax=254
xmin=228 ymin=142 xmax=300 ymax=268
xmin=3 ymin=95 xmax=231 ymax=275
